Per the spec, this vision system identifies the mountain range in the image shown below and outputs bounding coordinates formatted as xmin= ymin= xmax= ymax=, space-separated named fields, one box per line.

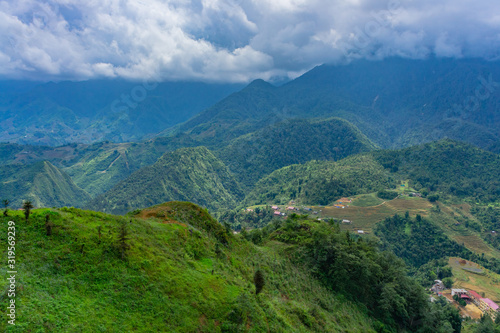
xmin=2 ymin=57 xmax=500 ymax=332
xmin=1 ymin=57 xmax=500 ymax=212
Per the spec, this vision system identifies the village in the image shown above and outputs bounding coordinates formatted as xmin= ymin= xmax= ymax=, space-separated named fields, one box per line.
xmin=244 ymin=194 xmax=500 ymax=322
xmin=244 ymin=197 xmax=371 ymax=235
xmin=431 ymin=279 xmax=499 ymax=320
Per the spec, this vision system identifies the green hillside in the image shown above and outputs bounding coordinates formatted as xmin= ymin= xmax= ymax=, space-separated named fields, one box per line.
xmin=0 ymin=202 xmax=463 ymax=332
xmin=216 ymin=117 xmax=377 ymax=187
xmin=0 ymin=139 xmax=185 ymax=198
xmin=373 ymin=139 xmax=500 ymax=202
xmin=0 ymin=161 xmax=91 ymax=208
xmin=244 ymin=139 xmax=500 ymax=207
xmin=88 ymin=147 xmax=244 ymax=215
xmin=244 ymin=154 xmax=393 ymax=206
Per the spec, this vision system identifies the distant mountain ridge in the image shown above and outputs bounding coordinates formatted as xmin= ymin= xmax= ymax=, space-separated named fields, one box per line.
xmin=172 ymin=57 xmax=500 ymax=152
xmin=0 ymin=80 xmax=243 ymax=146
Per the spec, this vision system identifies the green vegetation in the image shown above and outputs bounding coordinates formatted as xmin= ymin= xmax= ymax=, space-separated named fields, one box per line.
xmin=0 ymin=203 xmax=379 ymax=332
xmin=244 ymin=154 xmax=393 ymax=206
xmin=377 ymin=190 xmax=399 ymax=201
xmin=217 ymin=206 xmax=280 ymax=231
xmin=216 ymin=117 xmax=376 ymax=187
xmin=375 ymin=214 xmax=500 ymax=274
xmin=0 ymin=161 xmax=91 ymax=209
xmin=448 ymin=257 xmax=500 ymax=302
xmin=88 ymin=147 xmax=244 ymax=215
xmin=246 ymin=214 xmax=462 ymax=332
xmin=352 ymin=193 xmax=386 ymax=207
xmin=373 ymin=140 xmax=500 ymax=202
xmin=22 ymin=200 xmax=33 ymax=221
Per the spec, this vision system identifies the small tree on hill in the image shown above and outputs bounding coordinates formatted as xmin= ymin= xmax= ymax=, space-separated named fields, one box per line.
xmin=442 ymin=277 xmax=453 ymax=289
xmin=97 ymin=226 xmax=102 ymax=244
xmin=23 ymin=201 xmax=34 ymax=221
xmin=254 ymin=269 xmax=265 ymax=295
xmin=118 ymin=221 xmax=130 ymax=260
xmin=3 ymin=199 xmax=9 ymax=217
xmin=45 ymin=214 xmax=54 ymax=236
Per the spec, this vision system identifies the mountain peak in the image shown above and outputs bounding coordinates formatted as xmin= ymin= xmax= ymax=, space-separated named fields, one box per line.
xmin=245 ymin=79 xmax=275 ymax=90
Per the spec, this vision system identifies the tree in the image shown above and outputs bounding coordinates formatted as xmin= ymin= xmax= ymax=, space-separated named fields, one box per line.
xmin=428 ymin=194 xmax=440 ymax=203
xmin=2 ymin=199 xmax=8 ymax=217
xmin=23 ymin=201 xmax=34 ymax=221
xmin=97 ymin=226 xmax=102 ymax=244
xmin=45 ymin=214 xmax=54 ymax=236
xmin=443 ymin=277 xmax=453 ymax=289
xmin=254 ymin=270 xmax=265 ymax=295
xmin=118 ymin=221 xmax=130 ymax=260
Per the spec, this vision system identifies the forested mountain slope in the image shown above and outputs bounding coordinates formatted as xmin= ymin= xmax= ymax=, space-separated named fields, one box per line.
xmin=0 ymin=161 xmax=90 ymax=208
xmin=245 ymin=139 xmax=500 ymax=206
xmin=215 ymin=117 xmax=377 ymax=187
xmin=87 ymin=147 xmax=244 ymax=215
xmin=175 ymin=58 xmax=500 ymax=151
xmin=0 ymin=202 xmax=461 ymax=332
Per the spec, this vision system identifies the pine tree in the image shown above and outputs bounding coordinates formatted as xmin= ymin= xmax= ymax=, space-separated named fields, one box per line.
xmin=254 ymin=270 xmax=265 ymax=295
xmin=97 ymin=226 xmax=102 ymax=244
xmin=45 ymin=214 xmax=53 ymax=236
xmin=2 ymin=199 xmax=8 ymax=217
xmin=23 ymin=201 xmax=34 ymax=221
xmin=118 ymin=221 xmax=130 ymax=260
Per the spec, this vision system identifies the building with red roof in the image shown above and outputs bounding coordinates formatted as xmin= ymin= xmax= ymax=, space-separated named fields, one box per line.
xmin=480 ymin=298 xmax=499 ymax=320
xmin=468 ymin=290 xmax=482 ymax=306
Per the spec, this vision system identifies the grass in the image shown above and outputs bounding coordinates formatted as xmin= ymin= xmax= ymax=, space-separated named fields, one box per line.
xmin=0 ymin=204 xmax=375 ymax=332
xmin=428 ymin=204 xmax=500 ymax=258
xmin=350 ymin=193 xmax=384 ymax=207
xmin=314 ymin=197 xmax=431 ymax=233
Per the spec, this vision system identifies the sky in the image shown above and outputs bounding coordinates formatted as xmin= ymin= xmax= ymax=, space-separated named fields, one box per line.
xmin=1 ymin=0 xmax=500 ymax=83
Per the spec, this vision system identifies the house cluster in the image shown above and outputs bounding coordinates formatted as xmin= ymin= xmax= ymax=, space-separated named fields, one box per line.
xmin=453 ymin=289 xmax=500 ymax=320
xmin=431 ymin=282 xmax=500 ymax=320
xmin=270 ymin=204 xmax=320 ymax=217
xmin=334 ymin=198 xmax=352 ymax=209
xmin=409 ymin=192 xmax=422 ymax=198
xmin=269 ymin=206 xmax=286 ymax=216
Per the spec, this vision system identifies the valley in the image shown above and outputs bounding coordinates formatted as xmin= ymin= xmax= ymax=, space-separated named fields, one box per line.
xmin=2 ymin=58 xmax=500 ymax=331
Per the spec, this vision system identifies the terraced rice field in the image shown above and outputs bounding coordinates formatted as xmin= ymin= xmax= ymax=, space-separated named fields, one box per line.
xmin=314 ymin=196 xmax=432 ymax=233
xmin=429 ymin=205 xmax=500 ymax=257
xmin=449 ymin=257 xmax=500 ymax=302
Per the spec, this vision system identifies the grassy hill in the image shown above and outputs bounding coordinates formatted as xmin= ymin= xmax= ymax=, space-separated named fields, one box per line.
xmin=0 ymin=161 xmax=91 ymax=208
xmin=0 ymin=202 xmax=466 ymax=332
xmin=244 ymin=139 xmax=500 ymax=207
xmin=87 ymin=147 xmax=245 ymax=215
xmin=373 ymin=139 xmax=500 ymax=202
xmin=243 ymin=154 xmax=393 ymax=206
xmin=0 ymin=203 xmax=379 ymax=332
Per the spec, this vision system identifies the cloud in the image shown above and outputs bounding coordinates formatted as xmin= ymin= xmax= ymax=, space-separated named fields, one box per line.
xmin=1 ymin=0 xmax=500 ymax=82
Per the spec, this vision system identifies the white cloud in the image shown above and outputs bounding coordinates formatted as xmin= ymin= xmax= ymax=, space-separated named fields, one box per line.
xmin=0 ymin=0 xmax=500 ymax=82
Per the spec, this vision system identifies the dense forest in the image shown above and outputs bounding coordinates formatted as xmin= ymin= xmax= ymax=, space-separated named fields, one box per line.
xmin=375 ymin=214 xmax=500 ymax=274
xmin=88 ymin=147 xmax=244 ymax=215
xmin=245 ymin=214 xmax=462 ymax=332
